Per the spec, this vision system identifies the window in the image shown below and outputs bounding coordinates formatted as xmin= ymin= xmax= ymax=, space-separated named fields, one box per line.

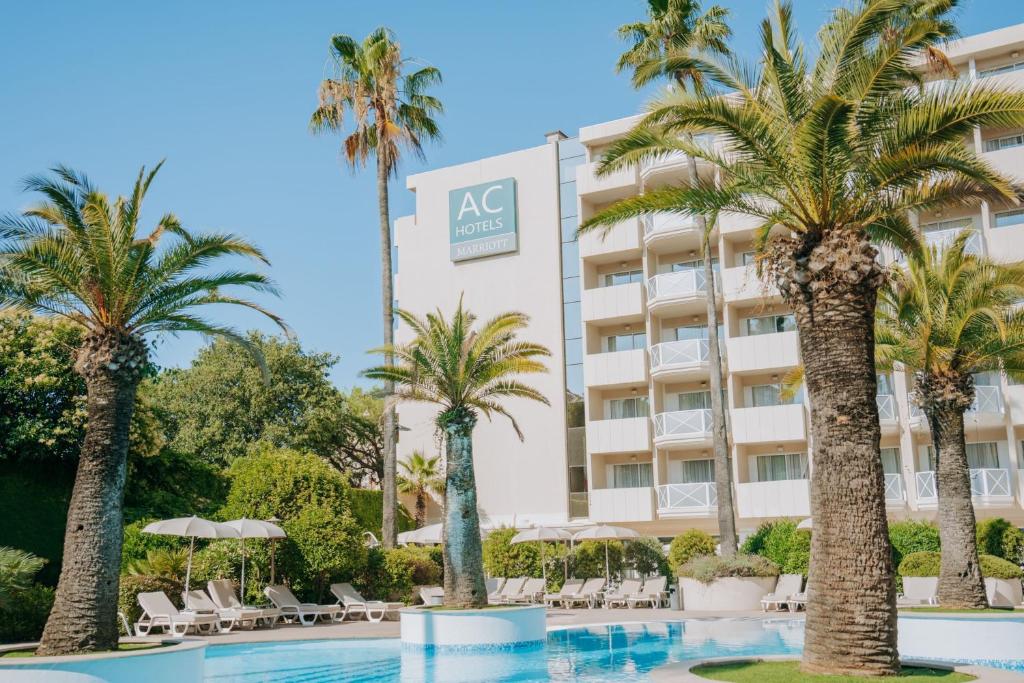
xmin=744 ymin=313 xmax=796 ymax=336
xmin=750 ymin=383 xmax=800 ymax=407
xmin=605 ymin=331 xmax=646 ymax=352
xmin=610 ymin=462 xmax=653 ymax=489
xmin=880 ymin=447 xmax=901 ymax=474
xmin=608 ymin=396 xmax=649 ymax=419
xmin=740 ymin=251 xmax=757 ymax=266
xmin=921 ymin=218 xmax=971 ymax=233
xmin=995 ymin=209 xmax=1024 ymax=229
xmin=674 ymin=324 xmax=708 ymax=340
xmin=671 ymin=258 xmax=718 ymax=272
xmin=672 ymin=458 xmax=714 ymax=484
xmin=677 ymin=390 xmax=711 ymax=411
xmin=980 ymin=60 xmax=1024 ymax=78
xmin=984 ymin=133 xmax=1024 ymax=153
xmin=877 ymin=373 xmax=895 ymax=396
xmin=756 ymin=453 xmax=808 ymax=482
xmin=603 ymin=269 xmax=643 ymax=287
xmin=966 ymin=442 xmax=999 ymax=470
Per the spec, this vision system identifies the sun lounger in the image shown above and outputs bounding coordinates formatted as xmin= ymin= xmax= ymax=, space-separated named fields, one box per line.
xmin=786 ymin=591 xmax=807 ymax=611
xmin=505 ymin=577 xmax=546 ymax=604
xmin=761 ymin=573 xmax=804 ymax=611
xmin=489 ymin=576 xmax=526 ymax=605
xmin=485 ymin=577 xmax=505 ymax=598
xmin=562 ymin=577 xmax=606 ymax=608
xmin=135 ymin=591 xmax=219 ymax=636
xmin=419 ymin=586 xmax=444 ymax=606
xmin=264 ymin=584 xmax=342 ymax=626
xmin=330 ymin=582 xmax=404 ymax=622
xmin=544 ymin=578 xmax=583 ymax=608
xmin=628 ymin=576 xmax=668 ymax=608
xmin=603 ymin=579 xmax=642 ymax=608
xmin=207 ymin=579 xmax=281 ymax=627
xmin=184 ymin=589 xmax=267 ymax=632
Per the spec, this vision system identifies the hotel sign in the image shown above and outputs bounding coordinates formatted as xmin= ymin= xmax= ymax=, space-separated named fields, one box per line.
xmin=448 ymin=178 xmax=517 ymax=262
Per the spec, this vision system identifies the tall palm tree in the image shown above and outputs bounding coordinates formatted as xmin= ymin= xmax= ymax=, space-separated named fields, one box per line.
xmin=365 ymin=301 xmax=549 ymax=607
xmin=616 ymin=0 xmax=737 ymax=556
xmin=581 ymin=0 xmax=1024 ymax=674
xmin=877 ymin=233 xmax=1024 ymax=608
xmin=398 ymin=450 xmax=444 ymax=528
xmin=0 ymin=163 xmax=285 ymax=654
xmin=311 ymin=28 xmax=442 ymax=548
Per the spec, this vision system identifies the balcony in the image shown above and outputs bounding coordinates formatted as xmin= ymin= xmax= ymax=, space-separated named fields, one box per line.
xmin=884 ymin=472 xmax=906 ymax=506
xmin=583 ymin=348 xmax=648 ymax=389
xmin=726 ymin=330 xmax=799 ymax=374
xmin=589 ymin=487 xmax=655 ymax=523
xmin=646 ymin=270 xmax=712 ymax=316
xmin=586 ymin=417 xmax=652 ymax=454
xmin=643 ymin=212 xmax=700 ymax=250
xmin=581 ymin=282 xmax=644 ymax=325
xmin=576 ymin=161 xmax=637 ymax=202
xmin=653 ymin=409 xmax=713 ymax=447
xmin=578 ymin=218 xmax=642 ymax=263
xmin=656 ymin=482 xmax=717 ymax=517
xmin=736 ymin=479 xmax=810 ymax=518
xmin=915 ymin=468 xmax=1013 ymax=507
xmin=877 ymin=394 xmax=899 ymax=434
xmin=717 ymin=210 xmax=765 ymax=236
xmin=730 ymin=404 xmax=806 ymax=445
xmin=986 ymin=222 xmax=1024 ymax=265
xmin=721 ymin=265 xmax=777 ymax=304
xmin=923 ymin=226 xmax=983 ymax=256
xmin=965 ymin=385 xmax=1006 ymax=429
xmin=639 ymin=150 xmax=692 ymax=182
xmin=649 ymin=339 xmax=710 ymax=382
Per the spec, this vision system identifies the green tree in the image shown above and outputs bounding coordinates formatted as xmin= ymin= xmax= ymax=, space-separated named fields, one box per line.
xmin=616 ymin=0 xmax=738 ymax=556
xmin=311 ymin=27 xmax=443 ymax=548
xmin=0 ymin=162 xmax=285 ymax=654
xmin=220 ymin=447 xmax=350 ymax=521
xmin=320 ymin=387 xmax=385 ymax=487
xmin=365 ymin=302 xmax=550 ymax=607
xmin=668 ymin=529 xmax=716 ymax=574
xmin=583 ymin=1 xmax=1024 ymax=673
xmin=398 ymin=451 xmax=444 ymax=528
xmin=625 ymin=537 xmax=669 ymax=579
xmin=876 ymin=235 xmax=1024 ymax=607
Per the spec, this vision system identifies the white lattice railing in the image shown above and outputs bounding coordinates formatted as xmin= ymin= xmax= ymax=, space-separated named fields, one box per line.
xmin=656 ymin=482 xmax=717 ymax=512
xmin=640 ymin=150 xmax=689 ymax=176
xmin=970 ymin=386 xmax=1004 ymax=414
xmin=971 ymin=468 xmax=1011 ymax=497
xmin=924 ymin=227 xmax=983 ymax=256
xmin=644 ymin=212 xmax=697 ymax=236
xmin=916 ymin=471 xmax=937 ymax=500
xmin=884 ymin=473 xmax=904 ymax=503
xmin=653 ymin=409 xmax=712 ymax=439
xmin=650 ymin=339 xmax=709 ymax=370
xmin=647 ymin=270 xmax=706 ymax=300
xmin=876 ymin=394 xmax=896 ymax=421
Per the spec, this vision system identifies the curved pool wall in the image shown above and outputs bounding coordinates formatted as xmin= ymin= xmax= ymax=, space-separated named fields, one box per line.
xmin=399 ymin=605 xmax=546 ymax=649
xmin=0 ymin=639 xmax=206 ymax=682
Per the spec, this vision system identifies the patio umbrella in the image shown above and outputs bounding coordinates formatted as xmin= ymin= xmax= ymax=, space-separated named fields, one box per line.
xmin=398 ymin=522 xmax=491 ymax=546
xmin=267 ymin=516 xmax=282 ymax=584
xmin=223 ymin=518 xmax=286 ymax=602
xmin=142 ymin=516 xmax=239 ymax=594
xmin=510 ymin=527 xmax=571 ymax=584
xmin=572 ymin=525 xmax=640 ymax=584
xmin=797 ymin=518 xmax=813 ymax=530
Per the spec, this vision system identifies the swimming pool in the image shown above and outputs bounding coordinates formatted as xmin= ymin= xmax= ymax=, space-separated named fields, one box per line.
xmin=203 ymin=617 xmax=1024 ymax=682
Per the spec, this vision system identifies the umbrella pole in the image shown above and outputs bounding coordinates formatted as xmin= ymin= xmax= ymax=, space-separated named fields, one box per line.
xmin=185 ymin=537 xmax=195 ymax=595
xmin=605 ymin=540 xmax=610 ymax=585
xmin=540 ymin=542 xmax=546 ymax=585
xmin=240 ymin=537 xmax=246 ymax=605
xmin=270 ymin=539 xmax=276 ymax=585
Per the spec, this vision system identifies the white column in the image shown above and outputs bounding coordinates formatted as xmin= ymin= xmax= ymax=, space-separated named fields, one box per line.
xmin=894 ymin=366 xmax=920 ymax=510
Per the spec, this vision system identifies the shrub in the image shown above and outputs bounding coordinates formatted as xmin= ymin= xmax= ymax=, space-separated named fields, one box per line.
xmin=898 ymin=551 xmax=1024 ymax=580
xmin=220 ymin=447 xmax=350 ymax=521
xmin=668 ymin=530 xmax=716 ymax=574
xmin=981 ymin=554 xmax=1024 ymax=579
xmin=357 ymin=546 xmax=443 ymax=603
xmin=121 ymin=519 xmax=182 ymax=572
xmin=625 ymin=537 xmax=669 ymax=578
xmin=277 ymin=504 xmax=366 ymax=602
xmin=782 ymin=529 xmax=811 ymax=577
xmin=118 ymin=574 xmax=182 ymax=627
xmin=678 ymin=554 xmax=779 ymax=583
xmin=190 ymin=539 xmax=272 ymax=606
xmin=570 ymin=540 xmax=624 ymax=581
xmin=483 ymin=527 xmax=544 ymax=578
xmin=740 ymin=520 xmax=801 ymax=569
xmin=348 ymin=488 xmax=414 ymax=537
xmin=977 ymin=518 xmax=1024 ymax=564
xmin=0 ymin=584 xmax=54 ymax=644
xmin=0 ymin=547 xmax=46 ymax=608
xmin=889 ymin=520 xmax=940 ymax=570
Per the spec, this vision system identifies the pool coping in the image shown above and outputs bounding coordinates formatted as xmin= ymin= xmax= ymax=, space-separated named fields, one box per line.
xmin=0 ymin=637 xmax=206 ymax=665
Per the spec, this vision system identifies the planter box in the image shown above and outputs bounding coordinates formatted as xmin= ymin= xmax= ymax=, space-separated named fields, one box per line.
xmin=901 ymin=576 xmax=938 ymax=604
xmin=678 ymin=576 xmax=778 ymax=611
xmin=986 ymin=577 xmax=1023 ymax=608
xmin=0 ymin=639 xmax=206 ymax=682
xmin=400 ymin=605 xmax=546 ymax=649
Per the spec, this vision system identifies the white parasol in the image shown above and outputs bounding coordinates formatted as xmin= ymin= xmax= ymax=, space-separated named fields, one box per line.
xmin=511 ymin=527 xmax=571 ymax=584
xmin=572 ymin=525 xmax=640 ymax=583
xmin=142 ymin=516 xmax=239 ymax=594
xmin=222 ymin=518 xmax=286 ymax=603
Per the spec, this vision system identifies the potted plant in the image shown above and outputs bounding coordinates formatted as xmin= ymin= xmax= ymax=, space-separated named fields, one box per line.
xmin=677 ymin=554 xmax=779 ymax=611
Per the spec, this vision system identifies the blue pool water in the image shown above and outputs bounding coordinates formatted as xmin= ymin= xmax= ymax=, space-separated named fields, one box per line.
xmin=203 ymin=618 xmax=1024 ymax=682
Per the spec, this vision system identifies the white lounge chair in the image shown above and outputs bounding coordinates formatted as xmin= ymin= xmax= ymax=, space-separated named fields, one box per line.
xmin=897 ymin=577 xmax=939 ymax=606
xmin=135 ymin=591 xmax=219 ymax=636
xmin=330 ymin=582 xmax=404 ymax=622
xmin=486 ymin=577 xmax=505 ymax=598
xmin=544 ymin=578 xmax=583 ymax=608
xmin=264 ymin=584 xmax=342 ymax=626
xmin=563 ymin=578 xmax=606 ymax=608
xmin=489 ymin=576 xmax=526 ymax=605
xmin=603 ymin=579 xmax=642 ymax=608
xmin=628 ymin=576 xmax=668 ymax=608
xmin=505 ymin=577 xmax=545 ymax=604
xmin=207 ymin=579 xmax=281 ymax=627
xmin=184 ymin=589 xmax=267 ymax=632
xmin=761 ymin=574 xmax=804 ymax=611
xmin=419 ymin=586 xmax=444 ymax=606
xmin=786 ymin=591 xmax=807 ymax=611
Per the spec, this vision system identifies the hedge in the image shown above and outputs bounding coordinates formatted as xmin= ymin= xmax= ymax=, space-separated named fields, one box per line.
xmin=0 ymin=584 xmax=53 ymax=644
xmin=898 ymin=551 xmax=1024 ymax=580
xmin=977 ymin=518 xmax=1024 ymax=564
xmin=668 ymin=530 xmax=716 ymax=574
xmin=678 ymin=554 xmax=779 ymax=583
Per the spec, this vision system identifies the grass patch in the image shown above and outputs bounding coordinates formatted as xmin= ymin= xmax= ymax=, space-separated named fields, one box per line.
xmin=691 ymin=661 xmax=974 ymax=682
xmin=900 ymin=606 xmax=1018 ymax=614
xmin=1 ymin=643 xmax=163 ymax=659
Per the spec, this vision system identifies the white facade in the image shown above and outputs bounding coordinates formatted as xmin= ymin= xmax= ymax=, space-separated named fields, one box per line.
xmin=395 ymin=23 xmax=1024 ymax=536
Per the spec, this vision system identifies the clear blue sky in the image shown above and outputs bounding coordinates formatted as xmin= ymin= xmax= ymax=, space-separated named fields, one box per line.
xmin=0 ymin=1 xmax=1017 ymax=388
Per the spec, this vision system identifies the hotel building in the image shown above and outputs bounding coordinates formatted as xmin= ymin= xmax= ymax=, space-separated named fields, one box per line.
xmin=394 ymin=23 xmax=1024 ymax=538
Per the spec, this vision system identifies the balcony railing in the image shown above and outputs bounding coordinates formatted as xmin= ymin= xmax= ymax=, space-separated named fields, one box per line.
xmin=656 ymin=482 xmax=717 ymax=513
xmin=970 ymin=386 xmax=1004 ymax=414
xmin=647 ymin=270 xmax=707 ymax=301
xmin=640 ymin=150 xmax=689 ymax=176
xmin=916 ymin=471 xmax=936 ymax=500
xmin=653 ymin=409 xmax=713 ymax=439
xmin=876 ymin=394 xmax=896 ymax=421
xmin=884 ymin=472 xmax=905 ymax=503
xmin=650 ymin=339 xmax=709 ymax=370
xmin=916 ymin=468 xmax=1011 ymax=501
xmin=644 ymin=212 xmax=697 ymax=237
xmin=924 ymin=227 xmax=983 ymax=255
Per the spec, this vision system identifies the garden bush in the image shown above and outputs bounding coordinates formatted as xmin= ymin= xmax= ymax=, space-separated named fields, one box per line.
xmin=277 ymin=503 xmax=366 ymax=602
xmin=0 ymin=584 xmax=54 ymax=644
xmin=888 ymin=520 xmax=940 ymax=570
xmin=782 ymin=529 xmax=811 ymax=576
xmin=625 ymin=537 xmax=669 ymax=578
xmin=220 ymin=447 xmax=350 ymax=521
xmin=898 ymin=551 xmax=1024 ymax=579
xmin=740 ymin=520 xmax=799 ymax=568
xmin=482 ymin=527 xmax=568 ymax=583
xmin=981 ymin=554 xmax=1024 ymax=579
xmin=356 ymin=546 xmax=443 ymax=603
xmin=977 ymin=518 xmax=1024 ymax=564
xmin=569 ymin=540 xmax=623 ymax=581
xmin=678 ymin=554 xmax=779 ymax=583
xmin=668 ymin=529 xmax=716 ymax=574
xmin=118 ymin=574 xmax=182 ymax=627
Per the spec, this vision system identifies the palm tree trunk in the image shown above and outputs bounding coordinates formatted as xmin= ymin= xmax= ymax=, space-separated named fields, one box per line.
xmin=688 ymin=150 xmax=737 ymax=556
xmin=440 ymin=408 xmax=487 ymax=608
xmin=37 ymin=332 xmax=146 ymax=655
xmin=923 ymin=380 xmax=987 ymax=608
xmin=415 ymin=491 xmax=427 ymax=528
xmin=774 ymin=231 xmax=898 ymax=676
xmin=377 ymin=155 xmax=398 ymax=549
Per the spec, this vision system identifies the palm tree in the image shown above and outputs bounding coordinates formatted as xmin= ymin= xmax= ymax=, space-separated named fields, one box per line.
xmin=581 ymin=0 xmax=1024 ymax=674
xmin=877 ymin=233 xmax=1024 ymax=608
xmin=616 ymin=0 xmax=738 ymax=556
xmin=311 ymin=28 xmax=442 ymax=549
xmin=398 ymin=450 xmax=444 ymax=528
xmin=365 ymin=301 xmax=550 ymax=607
xmin=0 ymin=163 xmax=285 ymax=654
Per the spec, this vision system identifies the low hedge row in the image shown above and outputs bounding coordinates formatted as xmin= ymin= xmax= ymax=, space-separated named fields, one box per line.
xmin=898 ymin=551 xmax=1024 ymax=580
